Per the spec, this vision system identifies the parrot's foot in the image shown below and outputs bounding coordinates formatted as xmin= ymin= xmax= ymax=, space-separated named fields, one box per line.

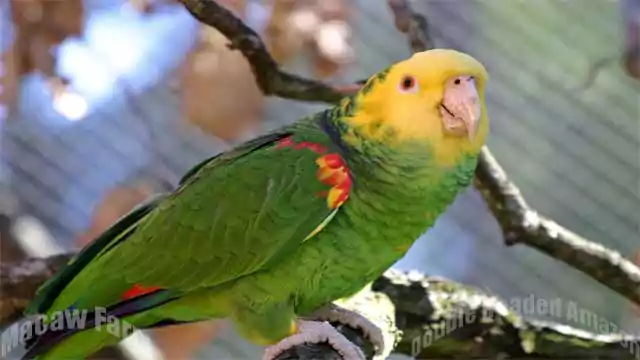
xmin=262 ymin=320 xmax=365 ymax=360
xmin=307 ymin=303 xmax=385 ymax=356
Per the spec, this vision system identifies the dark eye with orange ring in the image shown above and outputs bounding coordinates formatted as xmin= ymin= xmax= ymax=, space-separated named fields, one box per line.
xmin=398 ymin=75 xmax=419 ymax=93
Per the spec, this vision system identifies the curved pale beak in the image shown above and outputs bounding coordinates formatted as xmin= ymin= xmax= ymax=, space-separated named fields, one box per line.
xmin=440 ymin=76 xmax=481 ymax=141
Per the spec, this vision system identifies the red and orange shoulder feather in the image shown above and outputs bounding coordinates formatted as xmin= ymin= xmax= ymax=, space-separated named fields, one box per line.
xmin=274 ymin=136 xmax=352 ymax=209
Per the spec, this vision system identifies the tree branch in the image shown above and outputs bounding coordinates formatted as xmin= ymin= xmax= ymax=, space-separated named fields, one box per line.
xmin=176 ymin=0 xmax=640 ymax=307
xmin=377 ymin=269 xmax=640 ymax=359
xmin=0 ymin=255 xmax=69 ymax=327
xmin=474 ymin=148 xmax=640 ymax=306
xmin=3 ymin=257 xmax=639 ymax=359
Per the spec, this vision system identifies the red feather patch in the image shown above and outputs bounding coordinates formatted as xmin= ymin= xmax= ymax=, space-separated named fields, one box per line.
xmin=121 ymin=284 xmax=162 ymax=300
xmin=316 ymin=154 xmax=352 ymax=209
xmin=275 ymin=137 xmax=328 ymax=154
xmin=274 ymin=136 xmax=352 ymax=209
xmin=275 ymin=137 xmax=295 ymax=149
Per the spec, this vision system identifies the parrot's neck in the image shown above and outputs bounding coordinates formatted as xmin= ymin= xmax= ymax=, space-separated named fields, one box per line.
xmin=318 ymin=107 xmax=478 ymax=254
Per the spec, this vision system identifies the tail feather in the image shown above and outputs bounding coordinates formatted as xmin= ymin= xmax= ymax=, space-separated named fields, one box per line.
xmin=26 ymin=195 xmax=166 ymax=316
xmin=24 ymin=325 xmax=124 ymax=360
xmin=23 ymin=290 xmax=178 ymax=359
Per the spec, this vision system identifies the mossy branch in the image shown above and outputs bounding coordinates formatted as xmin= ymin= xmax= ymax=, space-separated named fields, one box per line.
xmin=2 ymin=258 xmax=640 ymax=359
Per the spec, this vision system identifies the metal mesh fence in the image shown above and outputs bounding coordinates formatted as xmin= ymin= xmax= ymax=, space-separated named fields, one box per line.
xmin=0 ymin=0 xmax=639 ymax=358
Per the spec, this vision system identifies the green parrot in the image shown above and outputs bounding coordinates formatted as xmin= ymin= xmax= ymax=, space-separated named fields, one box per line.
xmin=21 ymin=48 xmax=489 ymax=360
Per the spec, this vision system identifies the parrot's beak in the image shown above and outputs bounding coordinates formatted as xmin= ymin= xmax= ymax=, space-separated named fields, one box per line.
xmin=439 ymin=76 xmax=481 ymax=141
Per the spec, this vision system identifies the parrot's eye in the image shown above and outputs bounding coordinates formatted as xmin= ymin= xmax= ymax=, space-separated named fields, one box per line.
xmin=398 ymin=75 xmax=419 ymax=93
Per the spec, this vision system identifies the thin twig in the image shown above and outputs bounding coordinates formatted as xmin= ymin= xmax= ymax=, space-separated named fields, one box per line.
xmin=474 ymin=148 xmax=640 ymax=305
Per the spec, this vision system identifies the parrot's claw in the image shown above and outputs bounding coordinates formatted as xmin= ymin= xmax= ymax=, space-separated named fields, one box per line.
xmin=262 ymin=320 xmax=366 ymax=360
xmin=307 ymin=304 xmax=385 ymax=356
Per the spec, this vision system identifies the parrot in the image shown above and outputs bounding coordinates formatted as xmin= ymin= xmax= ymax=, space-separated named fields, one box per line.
xmin=20 ymin=48 xmax=490 ymax=360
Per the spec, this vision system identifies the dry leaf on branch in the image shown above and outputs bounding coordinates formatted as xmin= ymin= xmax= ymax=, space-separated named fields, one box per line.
xmin=0 ymin=40 xmax=20 ymax=119
xmin=10 ymin=0 xmax=84 ymax=76
xmin=307 ymin=0 xmax=354 ymax=78
xmin=3 ymin=0 xmax=85 ymax=116
xmin=264 ymin=0 xmax=305 ymax=64
xmin=177 ymin=25 xmax=265 ymax=142
xmin=263 ymin=0 xmax=355 ymax=78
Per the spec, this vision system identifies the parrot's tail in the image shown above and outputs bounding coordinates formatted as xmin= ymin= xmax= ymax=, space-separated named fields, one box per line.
xmin=22 ymin=309 xmax=145 ymax=360
xmin=22 ymin=315 xmax=199 ymax=360
xmin=27 ymin=326 xmax=123 ymax=360
xmin=22 ymin=290 xmax=179 ymax=359
xmin=25 ymin=320 xmax=198 ymax=360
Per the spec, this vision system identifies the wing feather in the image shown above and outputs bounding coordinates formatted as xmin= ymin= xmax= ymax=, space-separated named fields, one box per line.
xmin=25 ymin=194 xmax=167 ymax=315
xmin=106 ymin=124 xmax=347 ymax=291
xmin=33 ymin=116 xmax=351 ymax=312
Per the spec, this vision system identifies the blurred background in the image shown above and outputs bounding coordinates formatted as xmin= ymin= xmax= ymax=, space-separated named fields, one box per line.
xmin=0 ymin=0 xmax=639 ymax=359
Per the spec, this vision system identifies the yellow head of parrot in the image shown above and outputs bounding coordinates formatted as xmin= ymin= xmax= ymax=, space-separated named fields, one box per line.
xmin=346 ymin=48 xmax=490 ymax=166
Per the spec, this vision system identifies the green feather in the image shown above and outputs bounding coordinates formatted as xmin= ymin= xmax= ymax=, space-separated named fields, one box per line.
xmin=178 ymin=131 xmax=292 ymax=187
xmin=25 ymin=102 xmax=482 ymax=359
xmin=25 ymin=194 xmax=167 ymax=315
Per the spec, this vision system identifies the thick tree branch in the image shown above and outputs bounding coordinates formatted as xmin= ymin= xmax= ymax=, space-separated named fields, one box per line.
xmin=0 ymin=255 xmax=69 ymax=327
xmin=175 ymin=0 xmax=640 ymax=307
xmin=2 ymin=257 xmax=639 ymax=359
xmin=377 ymin=269 xmax=640 ymax=359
